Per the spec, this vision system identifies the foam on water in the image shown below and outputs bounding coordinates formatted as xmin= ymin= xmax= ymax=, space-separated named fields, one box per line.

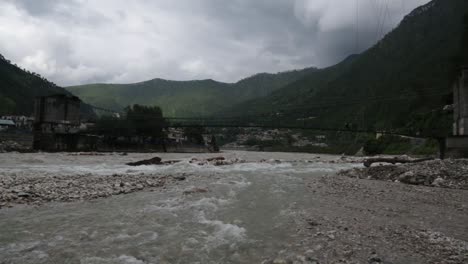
xmin=197 ymin=211 xmax=247 ymax=249
xmin=104 ymin=231 xmax=159 ymax=244
xmin=0 ymin=152 xmax=358 ymax=180
xmin=81 ymin=255 xmax=146 ymax=264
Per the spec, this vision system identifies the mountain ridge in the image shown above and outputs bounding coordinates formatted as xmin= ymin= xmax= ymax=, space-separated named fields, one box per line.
xmin=67 ymin=67 xmax=317 ymax=116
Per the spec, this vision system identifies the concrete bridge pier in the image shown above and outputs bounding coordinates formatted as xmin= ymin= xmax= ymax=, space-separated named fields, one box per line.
xmin=447 ymin=67 xmax=468 ymax=157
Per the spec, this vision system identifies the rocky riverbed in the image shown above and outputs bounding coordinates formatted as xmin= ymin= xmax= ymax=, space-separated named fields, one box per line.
xmin=0 ymin=152 xmax=467 ymax=264
xmin=0 ymin=140 xmax=30 ymax=152
xmin=340 ymin=159 xmax=468 ymax=190
xmin=0 ymin=153 xmax=361 ymax=208
xmin=0 ymin=173 xmax=187 ymax=208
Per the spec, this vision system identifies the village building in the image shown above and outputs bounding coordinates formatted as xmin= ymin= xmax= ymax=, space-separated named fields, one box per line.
xmin=166 ymin=128 xmax=187 ymax=144
xmin=0 ymin=119 xmax=15 ymax=131
xmin=0 ymin=115 xmax=34 ymax=130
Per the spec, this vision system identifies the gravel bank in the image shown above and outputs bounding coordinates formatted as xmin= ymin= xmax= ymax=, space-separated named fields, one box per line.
xmin=0 ymin=173 xmax=186 ymax=208
xmin=339 ymin=159 xmax=468 ymax=190
xmin=261 ymin=174 xmax=468 ymax=264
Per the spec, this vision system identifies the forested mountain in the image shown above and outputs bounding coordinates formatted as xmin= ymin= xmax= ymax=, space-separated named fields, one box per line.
xmin=226 ymin=0 xmax=468 ymax=133
xmin=0 ymin=54 xmax=66 ymax=115
xmin=67 ymin=68 xmax=316 ymax=117
xmin=0 ymin=54 xmax=94 ymax=117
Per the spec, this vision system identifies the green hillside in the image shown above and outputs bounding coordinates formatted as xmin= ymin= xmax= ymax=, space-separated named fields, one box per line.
xmin=226 ymin=0 xmax=468 ymax=135
xmin=0 ymin=54 xmax=66 ymax=115
xmin=67 ymin=68 xmax=316 ymax=117
xmin=0 ymin=54 xmax=95 ymax=118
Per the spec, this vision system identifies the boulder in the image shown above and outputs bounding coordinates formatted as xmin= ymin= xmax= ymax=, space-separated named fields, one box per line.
xmin=17 ymin=192 xmax=31 ymax=198
xmin=206 ymin=156 xmax=225 ymax=162
xmin=398 ymin=171 xmax=425 ymax=185
xmin=173 ymin=176 xmax=186 ymax=181
xmin=432 ymin=177 xmax=445 ymax=187
xmin=126 ymin=157 xmax=162 ymax=166
xmin=183 ymin=187 xmax=208 ymax=195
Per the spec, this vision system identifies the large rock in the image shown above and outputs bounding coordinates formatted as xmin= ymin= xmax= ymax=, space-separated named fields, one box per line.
xmin=126 ymin=157 xmax=162 ymax=166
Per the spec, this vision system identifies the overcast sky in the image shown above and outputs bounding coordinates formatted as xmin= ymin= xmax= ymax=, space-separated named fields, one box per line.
xmin=0 ymin=0 xmax=431 ymax=86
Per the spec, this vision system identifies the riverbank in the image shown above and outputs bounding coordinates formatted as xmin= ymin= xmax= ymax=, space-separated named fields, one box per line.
xmin=340 ymin=159 xmax=468 ymax=190
xmin=0 ymin=173 xmax=187 ymax=208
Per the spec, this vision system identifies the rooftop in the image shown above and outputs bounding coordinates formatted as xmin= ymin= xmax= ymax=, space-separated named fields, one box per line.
xmin=0 ymin=119 xmax=15 ymax=126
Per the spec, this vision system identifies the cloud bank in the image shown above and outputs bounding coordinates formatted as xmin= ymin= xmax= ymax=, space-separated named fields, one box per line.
xmin=0 ymin=0 xmax=431 ymax=86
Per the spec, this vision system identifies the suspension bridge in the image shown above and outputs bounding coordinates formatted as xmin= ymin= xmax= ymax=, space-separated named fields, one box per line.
xmin=88 ymin=102 xmax=449 ymax=140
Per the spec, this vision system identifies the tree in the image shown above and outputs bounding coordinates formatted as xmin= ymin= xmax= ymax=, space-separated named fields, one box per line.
xmin=95 ymin=115 xmax=132 ymax=137
xmin=0 ymin=97 xmax=16 ymax=115
xmin=183 ymin=127 xmax=205 ymax=145
xmin=94 ymin=105 xmax=167 ymax=150
xmin=125 ymin=104 xmax=166 ymax=138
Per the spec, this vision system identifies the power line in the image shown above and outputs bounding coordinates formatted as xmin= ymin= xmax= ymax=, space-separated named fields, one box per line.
xmin=356 ymin=0 xmax=360 ymax=52
xmin=374 ymin=0 xmax=389 ymax=43
xmin=107 ymin=87 xmax=451 ymax=120
xmin=379 ymin=0 xmax=390 ymax=40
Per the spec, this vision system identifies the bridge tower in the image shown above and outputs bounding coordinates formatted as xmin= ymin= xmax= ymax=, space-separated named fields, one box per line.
xmin=447 ymin=67 xmax=468 ymax=157
xmin=33 ymin=94 xmax=82 ymax=151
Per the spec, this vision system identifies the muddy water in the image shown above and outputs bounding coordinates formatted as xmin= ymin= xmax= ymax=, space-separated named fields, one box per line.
xmin=0 ymin=152 xmax=356 ymax=263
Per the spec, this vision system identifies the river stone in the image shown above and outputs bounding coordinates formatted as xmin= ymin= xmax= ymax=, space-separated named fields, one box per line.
xmin=17 ymin=192 xmax=31 ymax=198
xmin=183 ymin=187 xmax=209 ymax=195
xmin=126 ymin=157 xmax=162 ymax=166
xmin=272 ymin=258 xmax=290 ymax=264
xmin=174 ymin=176 xmax=186 ymax=181
xmin=398 ymin=171 xmax=417 ymax=184
xmin=368 ymin=252 xmax=383 ymax=263
xmin=432 ymin=177 xmax=445 ymax=187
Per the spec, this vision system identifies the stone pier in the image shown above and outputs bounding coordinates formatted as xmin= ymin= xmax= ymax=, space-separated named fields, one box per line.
xmin=447 ymin=67 xmax=468 ymax=157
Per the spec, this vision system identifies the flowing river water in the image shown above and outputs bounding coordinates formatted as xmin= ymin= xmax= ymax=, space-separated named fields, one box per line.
xmin=0 ymin=151 xmax=467 ymax=264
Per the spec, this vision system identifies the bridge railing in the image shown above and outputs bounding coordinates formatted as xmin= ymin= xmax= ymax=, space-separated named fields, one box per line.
xmin=164 ymin=117 xmax=438 ymax=138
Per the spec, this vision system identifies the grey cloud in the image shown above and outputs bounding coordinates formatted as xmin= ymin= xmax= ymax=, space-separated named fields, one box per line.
xmin=9 ymin=0 xmax=61 ymax=15
xmin=0 ymin=0 xmax=431 ymax=86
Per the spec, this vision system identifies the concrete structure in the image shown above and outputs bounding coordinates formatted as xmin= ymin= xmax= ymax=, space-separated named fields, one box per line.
xmin=447 ymin=67 xmax=468 ymax=157
xmin=453 ymin=67 xmax=468 ymax=135
xmin=33 ymin=94 xmax=92 ymax=151
xmin=34 ymin=94 xmax=81 ymax=126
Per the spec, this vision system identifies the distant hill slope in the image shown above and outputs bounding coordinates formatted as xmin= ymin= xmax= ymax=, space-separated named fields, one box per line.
xmin=67 ymin=68 xmax=317 ymax=117
xmin=226 ymin=0 xmax=468 ymax=132
xmin=0 ymin=54 xmax=94 ymax=118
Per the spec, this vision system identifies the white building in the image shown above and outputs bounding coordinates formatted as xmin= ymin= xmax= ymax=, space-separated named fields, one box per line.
xmin=0 ymin=119 xmax=15 ymax=131
xmin=0 ymin=115 xmax=34 ymax=130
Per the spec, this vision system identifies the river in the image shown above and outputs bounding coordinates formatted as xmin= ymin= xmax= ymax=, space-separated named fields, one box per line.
xmin=0 ymin=151 xmax=467 ymax=264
